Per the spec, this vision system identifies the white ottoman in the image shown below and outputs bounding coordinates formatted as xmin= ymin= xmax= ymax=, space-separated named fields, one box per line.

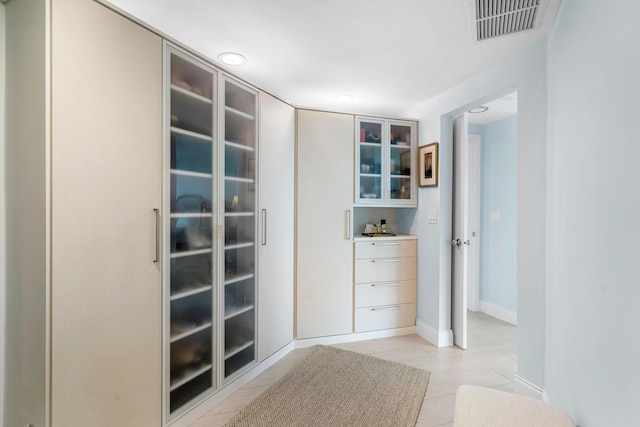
xmin=453 ymin=385 xmax=575 ymax=427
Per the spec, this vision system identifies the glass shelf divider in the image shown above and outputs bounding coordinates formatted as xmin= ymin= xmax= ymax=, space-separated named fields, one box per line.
xmin=224 ymin=341 xmax=254 ymax=359
xmin=224 ymin=305 xmax=255 ymax=321
xmin=170 ymin=84 xmax=213 ymax=104
xmin=170 ymin=285 xmax=213 ymax=301
xmin=170 ymin=126 xmax=213 ymax=141
xmin=224 ymin=105 xmax=255 ymax=120
xmin=169 ymin=364 xmax=214 ymax=391
xmin=170 ymin=248 xmax=213 ymax=259
xmin=170 ymin=322 xmax=213 ymax=343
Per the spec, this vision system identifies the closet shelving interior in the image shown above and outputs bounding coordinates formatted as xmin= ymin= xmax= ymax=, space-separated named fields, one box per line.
xmin=165 ymin=46 xmax=258 ymax=420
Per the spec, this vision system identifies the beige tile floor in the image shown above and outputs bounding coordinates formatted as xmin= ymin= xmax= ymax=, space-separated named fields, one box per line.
xmin=190 ymin=311 xmax=517 ymax=427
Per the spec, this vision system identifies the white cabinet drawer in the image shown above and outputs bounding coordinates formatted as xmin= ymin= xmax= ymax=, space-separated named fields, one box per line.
xmin=354 ymin=303 xmax=416 ymax=333
xmin=355 ymin=280 xmax=416 ymax=308
xmin=354 ymin=256 xmax=416 ymax=283
xmin=355 ymin=239 xmax=416 ymax=259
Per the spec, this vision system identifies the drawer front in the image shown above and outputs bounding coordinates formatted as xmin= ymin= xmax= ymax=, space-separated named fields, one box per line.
xmin=354 ymin=256 xmax=416 ymax=283
xmin=355 ymin=239 xmax=416 ymax=259
xmin=355 ymin=303 xmax=416 ymax=333
xmin=355 ymin=280 xmax=416 ymax=308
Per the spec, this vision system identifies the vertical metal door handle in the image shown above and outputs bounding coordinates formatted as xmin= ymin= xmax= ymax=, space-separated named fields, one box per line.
xmin=153 ymin=208 xmax=160 ymax=263
xmin=345 ymin=210 xmax=351 ymax=240
xmin=261 ymin=209 xmax=267 ymax=246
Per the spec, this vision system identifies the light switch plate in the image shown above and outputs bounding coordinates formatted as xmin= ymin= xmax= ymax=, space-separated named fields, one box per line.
xmin=428 ymin=209 xmax=439 ymax=224
xmin=491 ymin=211 xmax=501 ymax=223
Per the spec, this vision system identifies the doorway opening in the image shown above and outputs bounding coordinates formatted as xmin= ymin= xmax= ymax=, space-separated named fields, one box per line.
xmin=451 ymin=91 xmax=518 ymax=350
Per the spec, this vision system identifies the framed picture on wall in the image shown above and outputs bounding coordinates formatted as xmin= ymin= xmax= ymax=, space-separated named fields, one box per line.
xmin=419 ymin=142 xmax=439 ymax=187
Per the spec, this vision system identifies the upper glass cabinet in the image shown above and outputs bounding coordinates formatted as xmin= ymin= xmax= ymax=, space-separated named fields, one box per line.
xmin=356 ymin=117 xmax=416 ymax=207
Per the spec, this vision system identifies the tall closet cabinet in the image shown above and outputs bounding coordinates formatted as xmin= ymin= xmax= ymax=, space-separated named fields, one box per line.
xmin=296 ymin=110 xmax=354 ymax=339
xmin=6 ymin=0 xmax=163 ymax=426
xmin=5 ymin=1 xmax=294 ymax=426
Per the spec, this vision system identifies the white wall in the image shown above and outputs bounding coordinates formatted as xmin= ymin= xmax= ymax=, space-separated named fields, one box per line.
xmin=0 ymin=4 xmax=5 ymax=425
xmin=545 ymin=0 xmax=640 ymax=424
xmin=405 ymin=40 xmax=547 ymax=387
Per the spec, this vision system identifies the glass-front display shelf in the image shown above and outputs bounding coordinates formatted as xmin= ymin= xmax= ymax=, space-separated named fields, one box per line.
xmin=223 ymin=78 xmax=257 ymax=381
xmin=389 ymin=123 xmax=413 ymax=201
xmin=356 ymin=117 xmax=416 ymax=206
xmin=358 ymin=120 xmax=383 ymax=201
xmin=167 ymin=50 xmax=216 ymax=417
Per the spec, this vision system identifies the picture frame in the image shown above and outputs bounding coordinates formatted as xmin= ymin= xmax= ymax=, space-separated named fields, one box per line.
xmin=419 ymin=142 xmax=438 ymax=187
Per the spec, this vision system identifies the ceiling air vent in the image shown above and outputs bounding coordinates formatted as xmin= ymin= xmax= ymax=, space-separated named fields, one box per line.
xmin=473 ymin=0 xmax=543 ymax=41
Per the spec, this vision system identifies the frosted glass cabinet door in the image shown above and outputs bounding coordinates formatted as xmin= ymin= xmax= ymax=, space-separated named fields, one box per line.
xmin=222 ymin=76 xmax=258 ymax=382
xmin=357 ymin=118 xmax=384 ymax=202
xmin=388 ymin=121 xmax=414 ymax=202
xmin=165 ymin=46 xmax=217 ymax=420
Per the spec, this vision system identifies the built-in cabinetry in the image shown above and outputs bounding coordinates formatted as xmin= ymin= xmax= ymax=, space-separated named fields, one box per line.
xmin=354 ymin=237 xmax=417 ymax=332
xmin=296 ymin=111 xmax=419 ymax=341
xmin=165 ymin=46 xmax=264 ymax=421
xmin=296 ymin=110 xmax=354 ymax=339
xmin=164 ymin=45 xmax=294 ymax=424
xmin=5 ymin=1 xmax=163 ymax=426
xmin=356 ymin=117 xmax=417 ymax=207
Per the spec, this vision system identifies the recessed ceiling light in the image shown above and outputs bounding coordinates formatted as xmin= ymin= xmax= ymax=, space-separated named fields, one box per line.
xmin=218 ymin=52 xmax=247 ymax=66
xmin=469 ymin=105 xmax=489 ymax=113
xmin=336 ymin=95 xmax=353 ymax=102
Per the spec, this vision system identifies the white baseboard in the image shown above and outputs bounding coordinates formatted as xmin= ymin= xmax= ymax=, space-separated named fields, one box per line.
xmin=416 ymin=320 xmax=453 ymax=347
xmin=480 ymin=301 xmax=517 ymax=326
xmin=513 ymin=375 xmax=544 ymax=400
xmin=294 ymin=326 xmax=416 ymax=349
xmin=169 ymin=342 xmax=295 ymax=427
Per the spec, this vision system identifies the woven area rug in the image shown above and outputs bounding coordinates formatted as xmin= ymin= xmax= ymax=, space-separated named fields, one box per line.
xmin=224 ymin=345 xmax=430 ymax=427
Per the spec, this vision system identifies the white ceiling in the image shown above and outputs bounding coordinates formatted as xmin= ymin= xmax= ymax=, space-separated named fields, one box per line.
xmin=104 ymin=0 xmax=560 ymax=117
xmin=467 ymin=91 xmax=518 ymax=125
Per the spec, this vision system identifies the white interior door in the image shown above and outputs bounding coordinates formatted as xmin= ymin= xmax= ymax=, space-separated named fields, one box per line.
xmin=467 ymin=134 xmax=481 ymax=311
xmin=452 ymin=113 xmax=469 ymax=349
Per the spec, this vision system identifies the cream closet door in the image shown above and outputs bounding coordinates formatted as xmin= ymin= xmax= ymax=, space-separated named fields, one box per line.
xmin=296 ymin=110 xmax=354 ymax=339
xmin=51 ymin=1 xmax=162 ymax=425
xmin=258 ymin=93 xmax=295 ymax=360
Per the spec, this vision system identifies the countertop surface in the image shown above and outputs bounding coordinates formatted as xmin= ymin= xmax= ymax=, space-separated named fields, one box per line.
xmin=354 ymin=233 xmax=417 ymax=242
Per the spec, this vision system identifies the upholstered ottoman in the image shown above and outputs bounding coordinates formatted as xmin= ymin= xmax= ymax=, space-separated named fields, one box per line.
xmin=453 ymin=385 xmax=575 ymax=426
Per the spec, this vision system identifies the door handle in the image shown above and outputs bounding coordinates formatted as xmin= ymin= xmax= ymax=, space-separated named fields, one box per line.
xmin=345 ymin=210 xmax=351 ymax=240
xmin=451 ymin=238 xmax=462 ymax=247
xmin=261 ymin=209 xmax=267 ymax=246
xmin=153 ymin=208 xmax=160 ymax=263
